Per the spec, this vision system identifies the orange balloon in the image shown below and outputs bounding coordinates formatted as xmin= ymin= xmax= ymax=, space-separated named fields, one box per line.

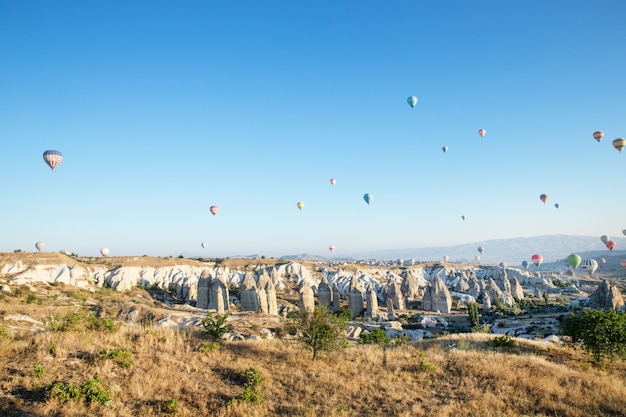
xmin=606 ymin=241 xmax=616 ymax=251
xmin=210 ymin=205 xmax=219 ymax=216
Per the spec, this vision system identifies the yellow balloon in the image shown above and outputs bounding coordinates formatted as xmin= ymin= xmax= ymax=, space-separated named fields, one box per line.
xmin=297 ymin=201 xmax=304 ymax=210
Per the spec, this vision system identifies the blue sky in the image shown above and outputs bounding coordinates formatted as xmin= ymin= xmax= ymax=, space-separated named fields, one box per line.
xmin=1 ymin=1 xmax=625 ymax=258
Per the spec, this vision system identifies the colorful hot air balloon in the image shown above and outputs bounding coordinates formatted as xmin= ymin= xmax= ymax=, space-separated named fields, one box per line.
xmin=363 ymin=193 xmax=373 ymax=205
xmin=210 ymin=205 xmax=219 ymax=216
xmin=407 ymin=96 xmax=418 ymax=108
xmin=539 ymin=194 xmax=548 ymax=204
xmin=461 ymin=215 xmax=466 ymax=221
xmin=612 ymin=138 xmax=626 ymax=152
xmin=567 ymin=254 xmax=582 ymax=269
xmin=330 ymin=178 xmax=336 ymax=186
xmin=477 ymin=246 xmax=484 ymax=254
xmin=621 ymin=260 xmax=626 ymax=269
xmin=297 ymin=201 xmax=304 ymax=210
xmin=593 ymin=131 xmax=604 ymax=142
xmin=531 ymin=254 xmax=544 ymax=267
xmin=100 ymin=247 xmax=110 ymax=257
xmin=521 ymin=260 xmax=529 ymax=270
xmin=478 ymin=128 xmax=486 ymax=137
xmin=605 ymin=240 xmax=616 ymax=251
xmin=600 ymin=235 xmax=610 ymax=244
xmin=554 ymin=203 xmax=559 ymax=209
xmin=474 ymin=255 xmax=480 ymax=262
xmin=201 ymin=242 xmax=207 ymax=248
xmin=43 ymin=150 xmax=63 ymax=171
xmin=35 ymin=241 xmax=45 ymax=252
xmin=328 ymin=245 xmax=335 ymax=253
xmin=442 ymin=146 xmax=448 ymax=153
xmin=581 ymin=259 xmax=598 ymax=275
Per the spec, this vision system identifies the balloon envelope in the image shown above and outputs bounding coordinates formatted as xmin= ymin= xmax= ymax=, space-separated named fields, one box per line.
xmin=297 ymin=201 xmax=304 ymax=210
xmin=539 ymin=194 xmax=548 ymax=203
xmin=612 ymin=138 xmax=626 ymax=152
xmin=477 ymin=246 xmax=484 ymax=254
xmin=43 ymin=150 xmax=63 ymax=171
xmin=100 ymin=248 xmax=110 ymax=257
xmin=35 ymin=241 xmax=45 ymax=252
xmin=474 ymin=255 xmax=480 ymax=262
xmin=442 ymin=146 xmax=448 ymax=153
xmin=201 ymin=242 xmax=207 ymax=248
xmin=581 ymin=259 xmax=598 ymax=275
xmin=599 ymin=257 xmax=606 ymax=264
xmin=600 ymin=235 xmax=609 ymax=243
xmin=554 ymin=203 xmax=559 ymax=209
xmin=363 ymin=193 xmax=373 ymax=204
xmin=442 ymin=255 xmax=449 ymax=263
xmin=593 ymin=131 xmax=604 ymax=142
xmin=531 ymin=254 xmax=543 ymax=267
xmin=328 ymin=245 xmax=335 ymax=253
xmin=478 ymin=128 xmax=486 ymax=137
xmin=461 ymin=215 xmax=466 ymax=221
xmin=209 ymin=205 xmax=219 ymax=216
xmin=622 ymin=229 xmax=626 ymax=237
xmin=567 ymin=254 xmax=582 ymax=269
xmin=407 ymin=96 xmax=418 ymax=108
xmin=621 ymin=260 xmax=626 ymax=269
xmin=605 ymin=240 xmax=616 ymax=251
xmin=330 ymin=178 xmax=336 ymax=186
xmin=521 ymin=260 xmax=529 ymax=270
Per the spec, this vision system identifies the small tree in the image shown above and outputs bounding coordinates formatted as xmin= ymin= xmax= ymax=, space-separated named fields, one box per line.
xmin=468 ymin=302 xmax=481 ymax=331
xmin=280 ymin=306 xmax=347 ymax=360
xmin=542 ymin=291 xmax=549 ymax=307
xmin=201 ymin=312 xmax=232 ymax=340
xmin=561 ymin=309 xmax=626 ymax=365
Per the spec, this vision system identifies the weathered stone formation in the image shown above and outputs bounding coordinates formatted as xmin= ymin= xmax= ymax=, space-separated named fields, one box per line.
xmin=386 ymin=279 xmax=405 ymax=310
xmin=401 ymin=270 xmax=421 ymax=299
xmin=482 ymin=291 xmax=492 ymax=312
xmin=257 ymin=283 xmax=268 ymax=313
xmin=365 ymin=284 xmax=379 ymax=319
xmin=215 ymin=286 xmax=225 ymax=314
xmin=299 ymin=283 xmax=315 ymax=316
xmin=208 ymin=275 xmax=230 ymax=312
xmin=348 ymin=286 xmax=364 ymax=318
xmin=265 ymin=280 xmax=278 ymax=316
xmin=497 ymin=276 xmax=512 ymax=294
xmin=511 ymin=277 xmax=524 ymax=300
xmin=486 ymin=278 xmax=505 ymax=301
xmin=239 ymin=271 xmax=260 ymax=312
xmin=586 ymin=280 xmax=625 ymax=310
xmin=422 ymin=275 xmax=452 ymax=314
xmin=386 ymin=297 xmax=398 ymax=320
xmin=196 ymin=269 xmax=211 ymax=309
xmin=317 ymin=275 xmax=332 ymax=308
xmin=467 ymin=278 xmax=481 ymax=294
xmin=534 ymin=286 xmax=542 ymax=299
xmin=332 ymin=282 xmax=341 ymax=312
xmin=454 ymin=278 xmax=470 ymax=292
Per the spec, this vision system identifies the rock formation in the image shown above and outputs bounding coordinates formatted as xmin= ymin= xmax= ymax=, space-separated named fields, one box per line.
xmin=386 ymin=279 xmax=405 ymax=310
xmin=586 ymin=280 xmax=625 ymax=310
xmin=299 ymin=283 xmax=315 ymax=316
xmin=422 ymin=275 xmax=452 ymax=314
xmin=317 ymin=275 xmax=332 ymax=308
xmin=239 ymin=271 xmax=260 ymax=312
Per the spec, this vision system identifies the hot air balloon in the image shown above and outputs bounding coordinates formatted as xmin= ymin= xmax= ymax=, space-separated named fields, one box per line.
xmin=567 ymin=254 xmax=582 ymax=270
xmin=539 ymin=194 xmax=548 ymax=204
xmin=600 ymin=235 xmax=610 ymax=244
xmin=442 ymin=255 xmax=449 ymax=263
xmin=209 ymin=205 xmax=219 ymax=216
xmin=43 ymin=150 xmax=63 ymax=171
xmin=330 ymin=178 xmax=336 ymax=186
xmin=554 ymin=203 xmax=559 ymax=209
xmin=296 ymin=201 xmax=304 ymax=210
xmin=499 ymin=262 xmax=507 ymax=269
xmin=605 ymin=240 xmax=616 ymax=251
xmin=623 ymin=229 xmax=626 ymax=237
xmin=478 ymin=128 xmax=486 ymax=138
xmin=363 ymin=193 xmax=373 ymax=205
xmin=521 ymin=260 xmax=529 ymax=270
xmin=407 ymin=96 xmax=418 ymax=108
xmin=201 ymin=242 xmax=207 ymax=248
xmin=612 ymin=138 xmax=626 ymax=152
xmin=593 ymin=131 xmax=604 ymax=142
xmin=474 ymin=255 xmax=480 ymax=262
xmin=461 ymin=215 xmax=466 ymax=221
xmin=442 ymin=146 xmax=448 ymax=153
xmin=531 ymin=254 xmax=543 ymax=267
xmin=599 ymin=257 xmax=606 ymax=264
xmin=477 ymin=246 xmax=484 ymax=254
xmin=35 ymin=241 xmax=45 ymax=252
xmin=100 ymin=247 xmax=110 ymax=257
xmin=328 ymin=245 xmax=335 ymax=253
xmin=581 ymin=259 xmax=598 ymax=275
xmin=621 ymin=260 xmax=626 ymax=269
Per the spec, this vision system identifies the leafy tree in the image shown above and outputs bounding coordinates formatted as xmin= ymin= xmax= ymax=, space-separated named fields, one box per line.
xmin=201 ymin=312 xmax=232 ymax=340
xmin=280 ymin=306 xmax=347 ymax=360
xmin=468 ymin=302 xmax=481 ymax=331
xmin=561 ymin=309 xmax=626 ymax=365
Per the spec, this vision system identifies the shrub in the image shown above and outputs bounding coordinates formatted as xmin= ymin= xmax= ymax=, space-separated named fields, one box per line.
xmin=47 ymin=376 xmax=110 ymax=405
xmin=0 ymin=324 xmax=9 ymax=339
xmin=201 ymin=313 xmax=232 ymax=340
xmin=199 ymin=341 xmax=221 ymax=353
xmin=160 ymin=397 xmax=178 ymax=413
xmin=488 ymin=335 xmax=516 ymax=349
xmin=236 ymin=367 xmax=264 ymax=389
xmin=419 ymin=360 xmax=437 ymax=372
xmin=561 ymin=309 xmax=626 ymax=365
xmin=240 ymin=388 xmax=264 ymax=404
xmin=33 ymin=365 xmax=46 ymax=379
xmin=358 ymin=328 xmax=391 ymax=345
xmin=49 ymin=309 xmax=121 ymax=333
xmin=467 ymin=302 xmax=481 ymax=331
xmin=99 ymin=348 xmax=133 ymax=369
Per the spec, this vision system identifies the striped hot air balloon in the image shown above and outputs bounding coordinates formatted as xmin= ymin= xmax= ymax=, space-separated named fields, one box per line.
xmin=593 ymin=131 xmax=604 ymax=142
xmin=531 ymin=254 xmax=543 ymax=267
xmin=407 ymin=96 xmax=418 ymax=108
xmin=581 ymin=259 xmax=598 ymax=275
xmin=478 ymin=128 xmax=486 ymax=137
xmin=43 ymin=150 xmax=63 ymax=171
xmin=613 ymin=138 xmax=626 ymax=152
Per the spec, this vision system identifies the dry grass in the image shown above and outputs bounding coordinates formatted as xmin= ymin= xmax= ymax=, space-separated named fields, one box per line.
xmin=1 ymin=286 xmax=626 ymax=417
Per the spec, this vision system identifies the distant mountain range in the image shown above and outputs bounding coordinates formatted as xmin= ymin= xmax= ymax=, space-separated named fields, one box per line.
xmin=283 ymin=234 xmax=626 ymax=265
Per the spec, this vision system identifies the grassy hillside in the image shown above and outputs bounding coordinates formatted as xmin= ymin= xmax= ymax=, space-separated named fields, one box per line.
xmin=1 ymin=283 xmax=625 ymax=417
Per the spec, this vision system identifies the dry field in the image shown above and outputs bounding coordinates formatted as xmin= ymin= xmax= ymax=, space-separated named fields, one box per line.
xmin=1 ymin=284 xmax=626 ymax=417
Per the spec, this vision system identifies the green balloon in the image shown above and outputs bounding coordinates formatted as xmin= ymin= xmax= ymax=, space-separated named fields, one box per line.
xmin=567 ymin=254 xmax=582 ymax=269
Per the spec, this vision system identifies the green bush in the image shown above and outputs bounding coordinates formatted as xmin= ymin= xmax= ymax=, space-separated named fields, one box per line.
xmin=49 ymin=309 xmax=121 ymax=333
xmin=47 ymin=376 xmax=110 ymax=405
xmin=160 ymin=397 xmax=178 ymax=413
xmin=488 ymin=335 xmax=516 ymax=349
xmin=201 ymin=312 xmax=232 ymax=340
xmin=199 ymin=341 xmax=221 ymax=353
xmin=99 ymin=348 xmax=133 ymax=369
xmin=561 ymin=309 xmax=626 ymax=365
xmin=33 ymin=365 xmax=46 ymax=379
xmin=0 ymin=324 xmax=9 ymax=339
xmin=419 ymin=360 xmax=437 ymax=372
xmin=236 ymin=367 xmax=264 ymax=389
xmin=359 ymin=327 xmax=391 ymax=345
xmin=240 ymin=388 xmax=264 ymax=404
